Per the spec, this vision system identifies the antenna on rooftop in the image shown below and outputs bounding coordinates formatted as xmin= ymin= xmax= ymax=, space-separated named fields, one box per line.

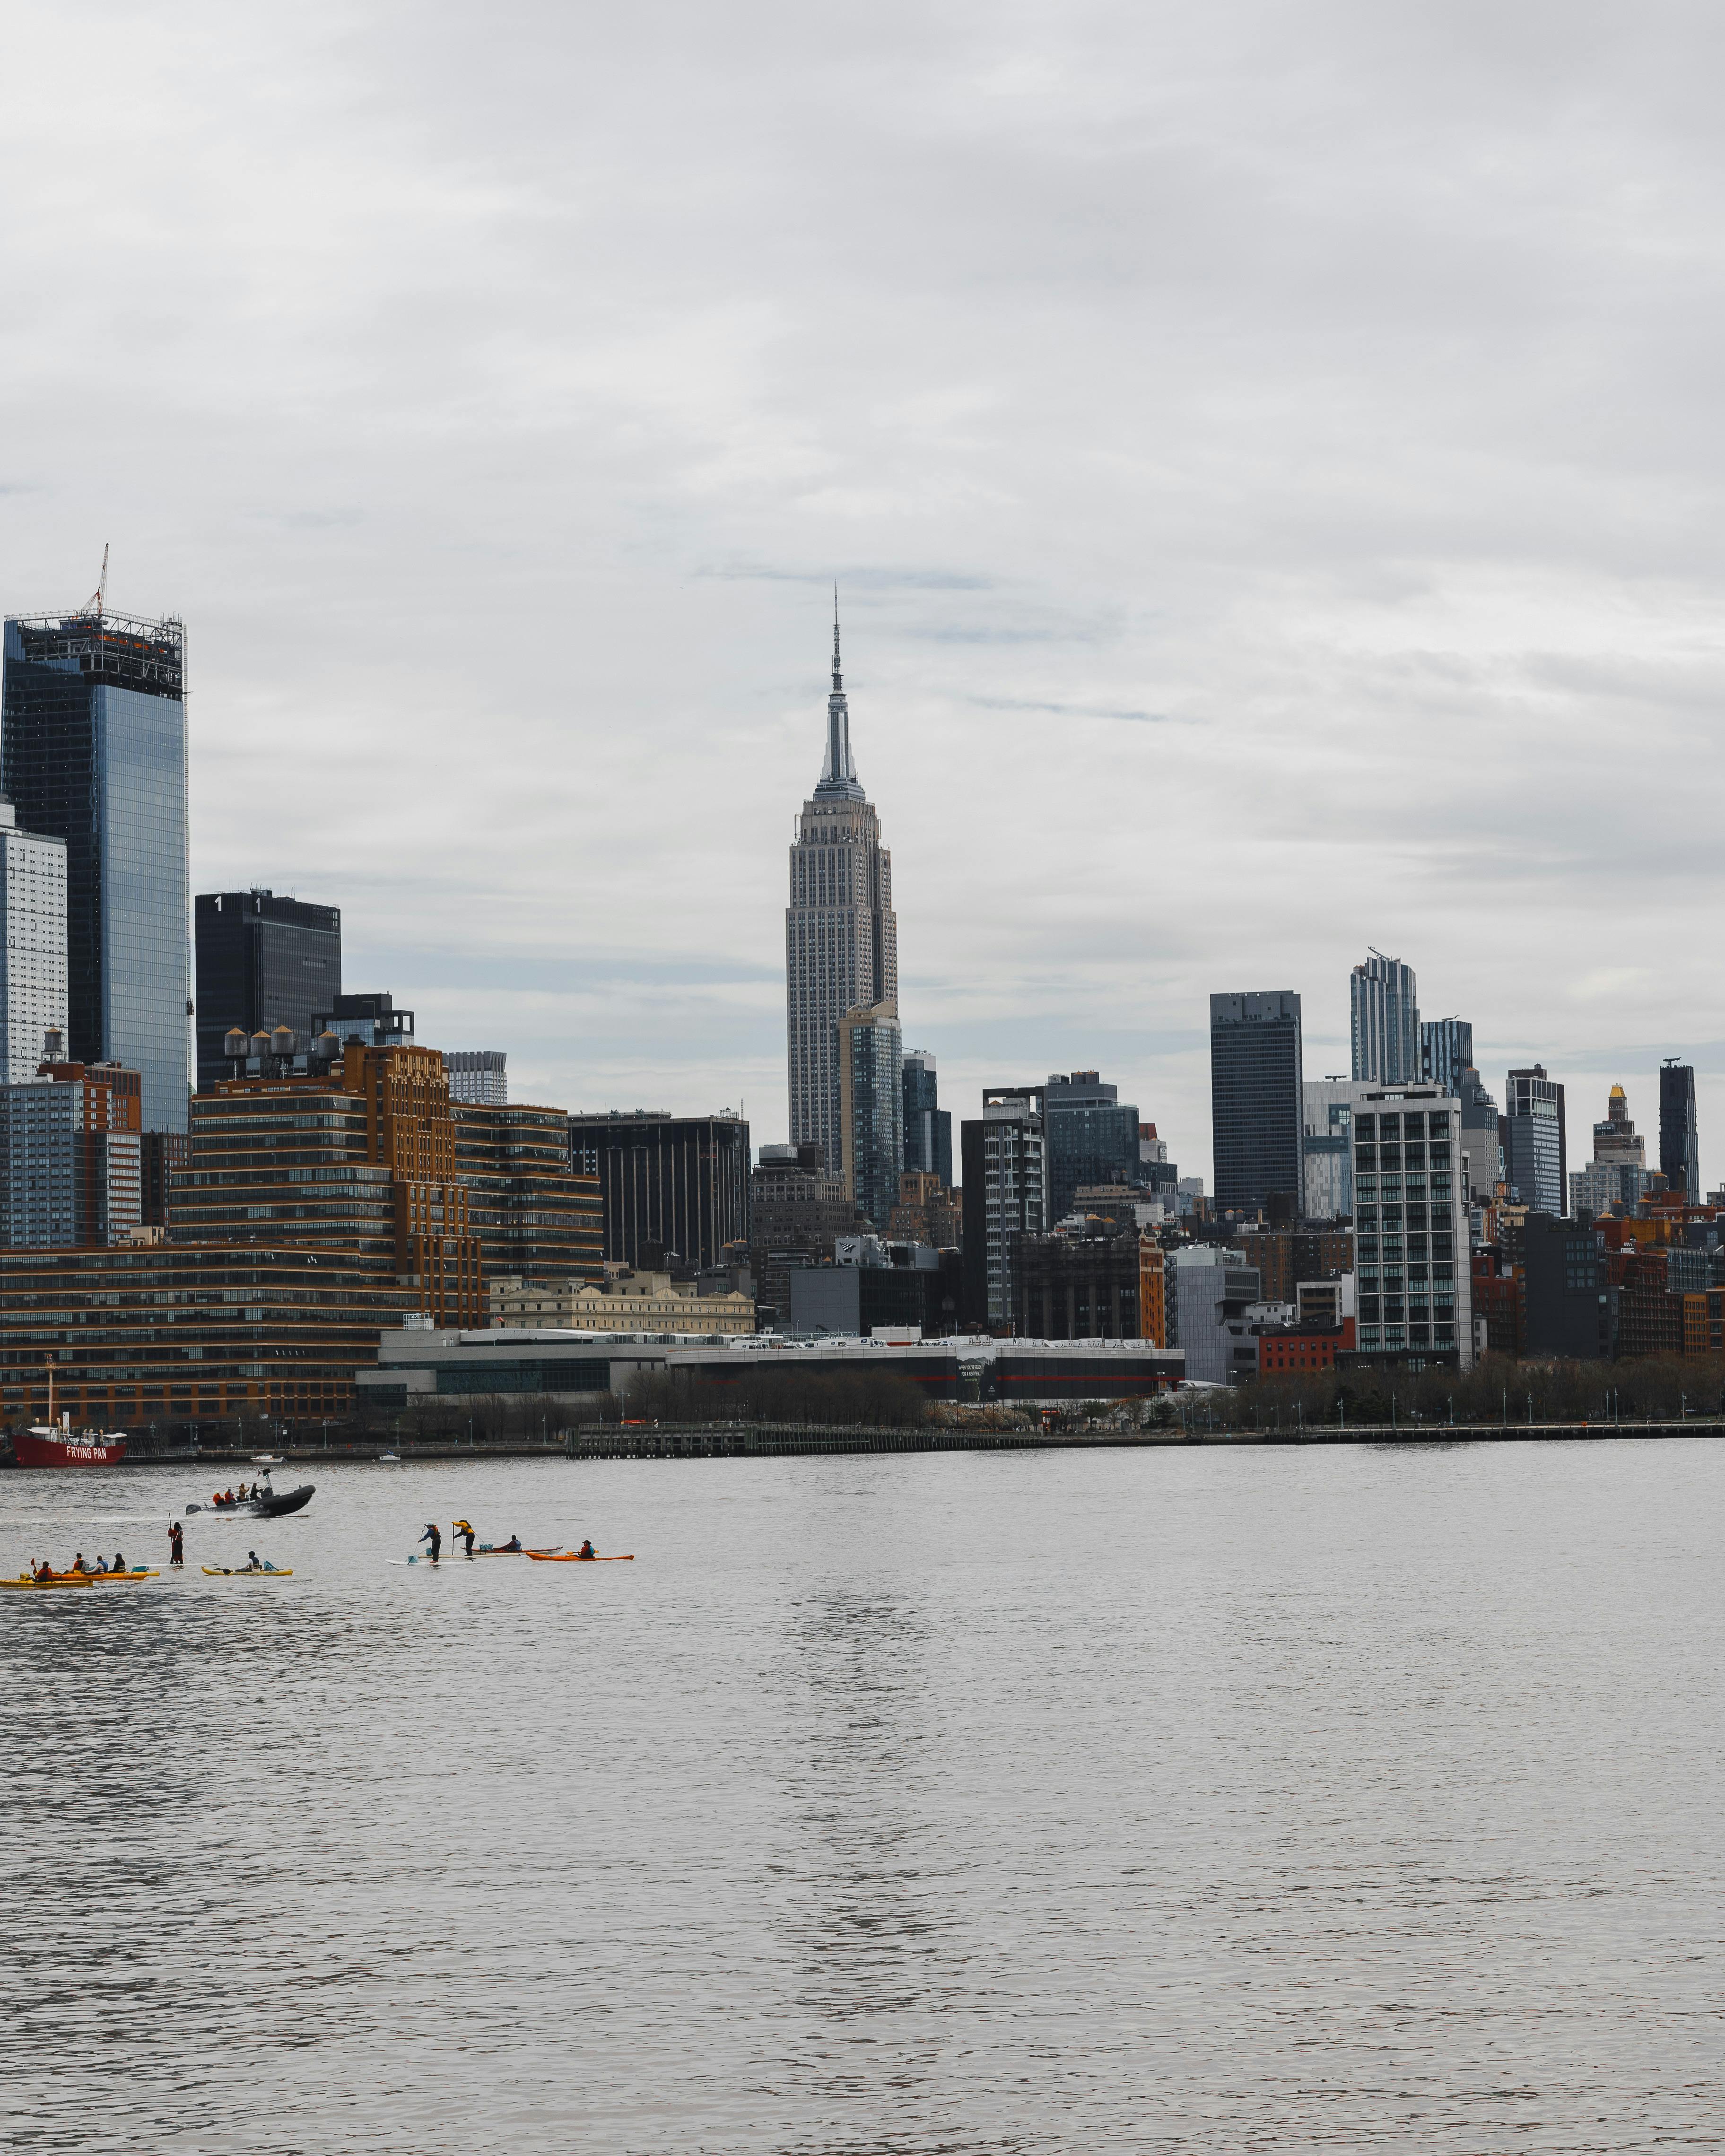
xmin=86 ymin=543 xmax=109 ymax=619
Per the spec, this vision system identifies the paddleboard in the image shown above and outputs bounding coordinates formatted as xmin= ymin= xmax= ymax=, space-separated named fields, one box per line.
xmin=200 ymin=1565 xmax=294 ymax=1577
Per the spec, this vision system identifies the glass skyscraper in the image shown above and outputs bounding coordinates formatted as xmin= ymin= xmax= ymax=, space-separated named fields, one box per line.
xmin=194 ymin=888 xmax=342 ymax=1090
xmin=902 ymin=1050 xmax=952 ymax=1185
xmin=1210 ymin=991 xmax=1304 ymax=1217
xmin=1504 ymin=1064 xmax=1567 ymax=1214
xmin=839 ymin=1001 xmax=904 ymax=1231
xmin=1350 ymin=952 xmax=1420 ymax=1084
xmin=2 ymin=607 xmax=189 ymax=1131
xmin=1043 ymin=1069 xmax=1141 ymax=1223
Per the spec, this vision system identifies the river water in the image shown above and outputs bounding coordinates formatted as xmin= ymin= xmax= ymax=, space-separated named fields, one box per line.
xmin=2 ymin=1439 xmax=1721 ymax=2154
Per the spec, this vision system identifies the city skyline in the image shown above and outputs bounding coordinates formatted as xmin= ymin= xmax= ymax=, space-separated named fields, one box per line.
xmin=4 ymin=12 xmax=1725 ymax=1180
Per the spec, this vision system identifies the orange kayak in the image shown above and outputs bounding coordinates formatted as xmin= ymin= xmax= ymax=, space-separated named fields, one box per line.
xmin=526 ymin=1551 xmax=634 ymax=1562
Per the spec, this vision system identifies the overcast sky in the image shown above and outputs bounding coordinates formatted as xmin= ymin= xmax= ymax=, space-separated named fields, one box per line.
xmin=5 ymin=2 xmax=1724 ymax=1184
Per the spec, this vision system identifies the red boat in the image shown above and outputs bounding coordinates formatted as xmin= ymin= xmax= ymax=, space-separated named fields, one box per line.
xmin=12 ymin=1424 xmax=128 ymax=1468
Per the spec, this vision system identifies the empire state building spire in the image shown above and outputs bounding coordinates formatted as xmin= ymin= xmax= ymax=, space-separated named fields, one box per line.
xmin=785 ymin=600 xmax=898 ymax=1185
xmin=815 ymin=587 xmax=864 ymax=801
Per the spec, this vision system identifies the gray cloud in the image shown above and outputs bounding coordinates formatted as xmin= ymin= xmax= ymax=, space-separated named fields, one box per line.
xmin=4 ymin=1 xmax=1725 ymax=1176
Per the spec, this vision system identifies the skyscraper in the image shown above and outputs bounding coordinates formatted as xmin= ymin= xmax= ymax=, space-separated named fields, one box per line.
xmin=0 ymin=797 xmax=67 ymax=1085
xmin=902 ymin=1050 xmax=952 ymax=1185
xmin=194 ymin=889 xmax=342 ymax=1091
xmin=1043 ymin=1069 xmax=1141 ymax=1223
xmin=785 ymin=604 xmax=897 ymax=1176
xmin=1210 ymin=992 xmax=1304 ymax=1217
xmin=1504 ymin=1065 xmax=1566 ymax=1214
xmin=2 ymin=603 xmax=190 ymax=1131
xmin=1350 ymin=953 xmax=1420 ymax=1084
xmin=838 ymin=1001 xmax=903 ymax=1230
xmin=1570 ymin=1082 xmax=1646 ymax=1216
xmin=960 ymin=1087 xmax=1046 ymax=1329
xmin=1659 ymin=1060 xmax=1699 ymax=1199
xmin=1420 ymin=1016 xmax=1473 ymax=1094
xmin=566 ymin=1110 xmax=752 ymax=1271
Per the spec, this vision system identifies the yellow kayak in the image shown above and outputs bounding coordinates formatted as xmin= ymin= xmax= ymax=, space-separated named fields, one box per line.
xmin=94 ymin=1569 xmax=160 ymax=1581
xmin=201 ymin=1565 xmax=293 ymax=1577
xmin=3 ymin=1574 xmax=98 ymax=1591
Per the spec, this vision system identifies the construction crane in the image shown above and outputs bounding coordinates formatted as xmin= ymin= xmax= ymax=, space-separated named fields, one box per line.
xmin=84 ymin=542 xmax=108 ymax=619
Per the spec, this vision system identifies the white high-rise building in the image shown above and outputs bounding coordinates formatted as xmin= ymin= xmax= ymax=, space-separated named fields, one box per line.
xmin=1350 ymin=1084 xmax=1472 ymax=1367
xmin=0 ymin=797 xmax=68 ymax=1084
xmin=785 ymin=606 xmax=897 ymax=1173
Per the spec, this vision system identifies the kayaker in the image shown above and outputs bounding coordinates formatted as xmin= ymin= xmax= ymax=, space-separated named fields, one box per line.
xmin=72 ymin=1551 xmax=87 ymax=1573
xmin=499 ymin=1534 xmax=522 ymax=1553
xmin=90 ymin=1554 xmax=108 ymax=1574
xmin=453 ymin=1518 xmax=476 ymax=1556
xmin=169 ymin=1522 xmax=184 ymax=1568
xmin=576 ymin=1539 xmax=596 ymax=1560
xmin=418 ymin=1522 xmax=442 ymax=1565
xmin=245 ymin=1550 xmax=263 ymax=1572
xmin=112 ymin=1552 xmax=126 ymax=1574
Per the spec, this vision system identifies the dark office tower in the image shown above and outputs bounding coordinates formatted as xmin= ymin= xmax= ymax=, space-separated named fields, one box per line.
xmin=194 ymin=890 xmax=342 ymax=1091
xmin=566 ymin=1111 xmax=751 ymax=1270
xmin=1420 ymin=1017 xmax=1473 ymax=1094
xmin=1504 ymin=1065 xmax=1567 ymax=1215
xmin=2 ymin=603 xmax=190 ymax=1131
xmin=902 ymin=1050 xmax=952 ymax=1185
xmin=1659 ymin=1060 xmax=1699 ymax=1199
xmin=1210 ymin=992 xmax=1304 ymax=1217
xmin=1043 ymin=1070 xmax=1141 ymax=1223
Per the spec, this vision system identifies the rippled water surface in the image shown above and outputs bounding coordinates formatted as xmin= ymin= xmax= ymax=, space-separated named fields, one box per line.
xmin=3 ymin=1440 xmax=1722 ymax=2154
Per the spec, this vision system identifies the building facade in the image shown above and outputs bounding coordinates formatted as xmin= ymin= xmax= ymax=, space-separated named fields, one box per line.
xmin=886 ymin=1169 xmax=962 ymax=1251
xmin=747 ymin=1140 xmax=862 ymax=1327
xmin=1211 ymin=991 xmax=1304 ymax=1217
xmin=961 ymin=1087 xmax=1046 ymax=1329
xmin=489 ymin=1270 xmax=754 ymax=1336
xmin=0 ymin=1059 xmax=142 ymax=1247
xmin=0 ymin=798 xmax=68 ymax=1086
xmin=1302 ymin=1077 xmax=1377 ymax=1219
xmin=1457 ymin=1065 xmax=1502 ymax=1202
xmin=1012 ymin=1222 xmax=1141 ymax=1339
xmin=1504 ymin=1064 xmax=1566 ymax=1215
xmin=1043 ymin=1069 xmax=1141 ymax=1224
xmin=173 ymin=1040 xmax=485 ymax=1327
xmin=443 ymin=1051 xmax=507 ymax=1105
xmin=901 ymin=1050 xmax=952 ymax=1185
xmin=837 ymin=1000 xmax=903 ymax=1230
xmin=1350 ymin=1086 xmax=1472 ymax=1365
xmin=454 ymin=1102 xmax=602 ymax=1284
xmin=567 ymin=1110 xmax=751 ymax=1271
xmin=194 ymin=889 xmax=341 ymax=1092
xmin=0 ymin=1240 xmax=413 ymax=1429
xmin=1420 ymin=1017 xmax=1473 ymax=1094
xmin=1350 ymin=953 xmax=1420 ymax=1085
xmin=1659 ymin=1061 xmax=1699 ymax=1200
xmin=2 ymin=606 xmax=190 ymax=1131
xmin=785 ymin=610 xmax=897 ymax=1176
xmin=1570 ymin=1083 xmax=1646 ymax=1216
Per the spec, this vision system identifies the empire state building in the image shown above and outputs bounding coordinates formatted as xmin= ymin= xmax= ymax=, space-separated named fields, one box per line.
xmin=785 ymin=608 xmax=898 ymax=1185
